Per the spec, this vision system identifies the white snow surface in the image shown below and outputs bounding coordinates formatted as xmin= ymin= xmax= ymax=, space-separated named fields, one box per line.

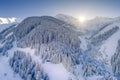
xmin=0 ymin=56 xmax=22 ymax=80
xmin=43 ymin=62 xmax=70 ymax=80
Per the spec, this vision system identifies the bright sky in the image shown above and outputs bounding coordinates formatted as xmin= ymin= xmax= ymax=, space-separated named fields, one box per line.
xmin=0 ymin=0 xmax=120 ymax=19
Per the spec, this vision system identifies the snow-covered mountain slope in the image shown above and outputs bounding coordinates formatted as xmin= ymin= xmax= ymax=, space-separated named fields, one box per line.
xmin=79 ymin=18 xmax=120 ymax=79
xmin=88 ymin=21 xmax=120 ymax=58
xmin=0 ymin=15 xmax=120 ymax=80
xmin=57 ymin=14 xmax=120 ymax=79
xmin=96 ymin=22 xmax=120 ymax=58
xmin=93 ymin=22 xmax=120 ymax=73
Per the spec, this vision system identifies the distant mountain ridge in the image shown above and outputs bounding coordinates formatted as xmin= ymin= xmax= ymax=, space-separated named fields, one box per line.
xmin=0 ymin=17 xmax=17 ymax=24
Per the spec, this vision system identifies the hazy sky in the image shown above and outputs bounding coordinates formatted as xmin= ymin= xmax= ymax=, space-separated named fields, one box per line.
xmin=0 ymin=0 xmax=120 ymax=19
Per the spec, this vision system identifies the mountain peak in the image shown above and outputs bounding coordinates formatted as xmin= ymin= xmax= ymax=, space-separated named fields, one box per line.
xmin=0 ymin=17 xmax=18 ymax=24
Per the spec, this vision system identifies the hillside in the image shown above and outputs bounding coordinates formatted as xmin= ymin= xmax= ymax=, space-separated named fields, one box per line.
xmin=0 ymin=15 xmax=120 ymax=80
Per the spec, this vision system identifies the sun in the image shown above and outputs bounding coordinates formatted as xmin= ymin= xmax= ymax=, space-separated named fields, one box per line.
xmin=78 ymin=16 xmax=86 ymax=23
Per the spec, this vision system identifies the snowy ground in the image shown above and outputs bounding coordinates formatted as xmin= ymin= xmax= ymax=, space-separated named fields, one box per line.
xmin=0 ymin=55 xmax=22 ymax=80
xmin=43 ymin=62 xmax=71 ymax=80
